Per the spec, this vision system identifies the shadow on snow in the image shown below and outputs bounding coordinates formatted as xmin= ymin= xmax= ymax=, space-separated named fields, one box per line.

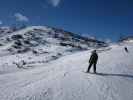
xmin=95 ymin=72 xmax=133 ymax=79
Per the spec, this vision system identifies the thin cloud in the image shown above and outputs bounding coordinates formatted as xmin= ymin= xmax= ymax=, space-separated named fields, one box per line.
xmin=48 ymin=0 xmax=62 ymax=7
xmin=105 ymin=38 xmax=112 ymax=43
xmin=0 ymin=20 xmax=2 ymax=25
xmin=14 ymin=13 xmax=29 ymax=22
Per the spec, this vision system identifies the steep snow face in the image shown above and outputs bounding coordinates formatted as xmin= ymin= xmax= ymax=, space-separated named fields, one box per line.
xmin=0 ymin=43 xmax=133 ymax=100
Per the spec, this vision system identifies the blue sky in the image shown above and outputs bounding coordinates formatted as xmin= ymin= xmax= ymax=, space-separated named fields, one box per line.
xmin=0 ymin=0 xmax=133 ymax=41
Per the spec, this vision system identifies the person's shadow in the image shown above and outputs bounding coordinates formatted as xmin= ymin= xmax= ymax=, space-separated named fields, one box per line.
xmin=95 ymin=72 xmax=133 ymax=79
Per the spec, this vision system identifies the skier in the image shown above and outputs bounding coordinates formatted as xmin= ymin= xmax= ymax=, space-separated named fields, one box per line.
xmin=87 ymin=50 xmax=98 ymax=73
xmin=124 ymin=47 xmax=128 ymax=53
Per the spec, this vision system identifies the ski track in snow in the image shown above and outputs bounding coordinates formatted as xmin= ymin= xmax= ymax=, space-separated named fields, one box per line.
xmin=0 ymin=44 xmax=133 ymax=100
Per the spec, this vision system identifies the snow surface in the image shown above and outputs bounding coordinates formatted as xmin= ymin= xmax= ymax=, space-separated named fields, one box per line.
xmin=0 ymin=43 xmax=133 ymax=100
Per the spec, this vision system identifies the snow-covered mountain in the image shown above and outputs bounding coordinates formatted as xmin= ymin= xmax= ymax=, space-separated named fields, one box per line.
xmin=0 ymin=26 xmax=107 ymax=53
xmin=120 ymin=36 xmax=133 ymax=43
xmin=0 ymin=26 xmax=108 ymax=72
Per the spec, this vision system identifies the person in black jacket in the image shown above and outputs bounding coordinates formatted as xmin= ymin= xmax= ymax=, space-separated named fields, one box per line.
xmin=124 ymin=47 xmax=128 ymax=53
xmin=87 ymin=50 xmax=98 ymax=73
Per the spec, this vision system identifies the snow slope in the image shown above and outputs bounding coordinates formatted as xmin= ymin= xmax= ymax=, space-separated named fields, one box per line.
xmin=0 ymin=43 xmax=133 ymax=100
xmin=0 ymin=26 xmax=108 ymax=73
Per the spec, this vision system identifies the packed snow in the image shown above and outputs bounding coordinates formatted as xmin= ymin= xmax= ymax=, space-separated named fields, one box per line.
xmin=0 ymin=42 xmax=133 ymax=100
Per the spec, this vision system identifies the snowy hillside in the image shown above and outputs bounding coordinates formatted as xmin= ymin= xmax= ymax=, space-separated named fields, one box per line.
xmin=120 ymin=36 xmax=133 ymax=43
xmin=0 ymin=26 xmax=16 ymax=37
xmin=0 ymin=43 xmax=133 ymax=100
xmin=0 ymin=26 xmax=108 ymax=72
xmin=0 ymin=26 xmax=107 ymax=53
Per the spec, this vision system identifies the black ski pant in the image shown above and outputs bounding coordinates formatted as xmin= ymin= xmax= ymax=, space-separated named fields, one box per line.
xmin=87 ymin=63 xmax=96 ymax=73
